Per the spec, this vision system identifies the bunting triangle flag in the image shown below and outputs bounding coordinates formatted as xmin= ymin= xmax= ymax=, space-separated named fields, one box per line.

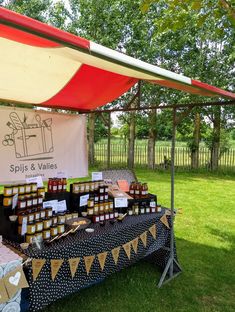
xmin=149 ymin=224 xmax=157 ymax=239
xmin=69 ymin=257 xmax=80 ymax=278
xmin=50 ymin=260 xmax=64 ymax=281
xmin=111 ymin=246 xmax=121 ymax=265
xmin=97 ymin=252 xmax=108 ymax=271
xmin=160 ymin=214 xmax=170 ymax=229
xmin=131 ymin=237 xmax=139 ymax=254
xmin=140 ymin=231 xmax=147 ymax=247
xmin=84 ymin=255 xmax=95 ymax=275
xmin=123 ymin=242 xmax=131 ymax=260
xmin=32 ymin=259 xmax=46 ymax=281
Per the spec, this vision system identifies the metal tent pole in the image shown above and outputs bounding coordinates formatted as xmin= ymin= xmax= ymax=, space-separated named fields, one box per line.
xmin=158 ymin=107 xmax=182 ymax=287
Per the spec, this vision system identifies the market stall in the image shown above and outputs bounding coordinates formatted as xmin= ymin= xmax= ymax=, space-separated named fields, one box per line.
xmin=0 ymin=6 xmax=235 ymax=312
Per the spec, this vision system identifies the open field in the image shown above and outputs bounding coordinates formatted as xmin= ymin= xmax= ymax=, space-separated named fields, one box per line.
xmin=44 ymin=170 xmax=235 ymax=312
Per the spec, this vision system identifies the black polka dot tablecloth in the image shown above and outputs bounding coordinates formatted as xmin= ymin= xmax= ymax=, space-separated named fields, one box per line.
xmin=19 ymin=209 xmax=179 ymax=311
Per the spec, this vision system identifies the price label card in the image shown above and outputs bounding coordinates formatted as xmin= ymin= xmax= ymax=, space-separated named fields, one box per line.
xmin=43 ymin=200 xmax=58 ymax=213
xmin=57 ymin=171 xmax=67 ymax=178
xmin=21 ymin=217 xmax=27 ymax=235
xmin=114 ymin=197 xmax=128 ymax=208
xmin=92 ymin=172 xmax=103 ymax=181
xmin=57 ymin=200 xmax=67 ymax=213
xmin=26 ymin=176 xmax=43 ymax=188
xmin=12 ymin=194 xmax=18 ymax=210
xmin=150 ymin=201 xmax=156 ymax=208
xmin=80 ymin=194 xmax=89 ymax=207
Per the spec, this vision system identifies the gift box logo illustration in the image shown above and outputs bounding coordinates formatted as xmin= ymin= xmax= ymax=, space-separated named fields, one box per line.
xmin=2 ymin=112 xmax=54 ymax=158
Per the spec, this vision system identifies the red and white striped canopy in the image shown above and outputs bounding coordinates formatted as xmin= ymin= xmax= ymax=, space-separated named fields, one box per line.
xmin=0 ymin=7 xmax=234 ymax=111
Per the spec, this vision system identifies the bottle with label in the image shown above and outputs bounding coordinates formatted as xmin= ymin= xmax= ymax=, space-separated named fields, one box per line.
xmin=57 ymin=179 xmax=63 ymax=193
xmin=141 ymin=183 xmax=148 ymax=198
xmin=48 ymin=178 xmax=52 ymax=193
xmin=62 ymin=178 xmax=67 ymax=192
xmin=129 ymin=182 xmax=135 ymax=196
xmin=52 ymin=179 xmax=57 ymax=193
xmin=135 ymin=183 xmax=141 ymax=199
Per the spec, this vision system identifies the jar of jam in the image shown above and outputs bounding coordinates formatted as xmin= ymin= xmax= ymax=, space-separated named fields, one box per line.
xmin=135 ymin=183 xmax=141 ymax=198
xmin=43 ymin=218 xmax=52 ymax=229
xmin=3 ymin=185 xmax=13 ymax=197
xmin=18 ymin=198 xmax=26 ymax=210
xmin=94 ymin=204 xmax=99 ymax=214
xmin=57 ymin=179 xmax=63 ymax=192
xmin=3 ymin=196 xmax=13 ymax=207
xmin=37 ymin=187 xmax=45 ymax=198
xmin=94 ymin=193 xmax=99 ymax=203
xmin=62 ymin=178 xmax=67 ymax=191
xmin=99 ymin=214 xmax=105 ymax=222
xmin=34 ymin=210 xmax=40 ymax=221
xmin=18 ymin=213 xmax=27 ymax=225
xmin=30 ymin=183 xmax=37 ymax=192
xmin=52 ymin=215 xmax=58 ymax=225
xmin=45 ymin=207 xmax=53 ymax=218
xmin=58 ymin=223 xmax=65 ymax=234
xmin=32 ymin=195 xmax=38 ymax=207
xmin=73 ymin=183 xmax=79 ymax=194
xmin=27 ymin=221 xmax=36 ymax=234
xmin=72 ymin=212 xmax=78 ymax=219
xmin=43 ymin=229 xmax=51 ymax=240
xmin=128 ymin=208 xmax=133 ymax=216
xmin=85 ymin=183 xmax=90 ymax=192
xmin=52 ymin=179 xmax=58 ymax=193
xmin=87 ymin=207 xmax=94 ymax=216
xmin=93 ymin=215 xmax=100 ymax=223
xmin=80 ymin=183 xmax=85 ymax=193
xmin=146 ymin=207 xmax=150 ymax=214
xmin=90 ymin=182 xmax=95 ymax=192
xmin=50 ymin=225 xmax=58 ymax=237
xmin=104 ymin=193 xmax=108 ymax=201
xmin=129 ymin=182 xmax=135 ymax=196
xmin=35 ymin=219 xmax=43 ymax=232
xmin=26 ymin=234 xmax=34 ymax=244
xmin=48 ymin=178 xmax=52 ymax=193
xmin=26 ymin=197 xmax=33 ymax=209
xmin=109 ymin=200 xmax=114 ymax=210
xmin=99 ymin=202 xmax=104 ymax=214
xmin=99 ymin=194 xmax=104 ymax=202
xmin=140 ymin=206 xmax=145 ymax=214
xmin=40 ymin=209 xmax=46 ymax=219
xmin=28 ymin=211 xmax=35 ymax=222
xmin=37 ymin=195 xmax=43 ymax=205
xmin=87 ymin=197 xmax=94 ymax=208
xmin=58 ymin=213 xmax=65 ymax=224
xmin=114 ymin=210 xmax=119 ymax=218
xmin=18 ymin=184 xmax=25 ymax=195
xmin=156 ymin=205 xmax=162 ymax=212
xmin=12 ymin=185 xmax=19 ymax=195
xmin=25 ymin=184 xmax=31 ymax=193
xmin=133 ymin=202 xmax=139 ymax=215
xmin=65 ymin=212 xmax=72 ymax=220
xmin=104 ymin=202 xmax=109 ymax=213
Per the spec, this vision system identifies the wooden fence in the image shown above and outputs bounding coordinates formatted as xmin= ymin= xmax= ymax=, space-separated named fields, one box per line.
xmin=94 ymin=143 xmax=235 ymax=171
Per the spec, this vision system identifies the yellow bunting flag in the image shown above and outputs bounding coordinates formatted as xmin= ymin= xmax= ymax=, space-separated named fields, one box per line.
xmin=32 ymin=259 xmax=46 ymax=281
xmin=50 ymin=260 xmax=64 ymax=281
xmin=160 ymin=214 xmax=170 ymax=229
xmin=131 ymin=237 xmax=139 ymax=254
xmin=149 ymin=224 xmax=157 ymax=239
xmin=69 ymin=258 xmax=80 ymax=279
xmin=140 ymin=231 xmax=147 ymax=247
xmin=4 ymin=266 xmax=29 ymax=299
xmin=84 ymin=256 xmax=95 ymax=275
xmin=0 ymin=278 xmax=9 ymax=304
xmin=111 ymin=246 xmax=121 ymax=265
xmin=123 ymin=242 xmax=131 ymax=260
xmin=97 ymin=252 xmax=108 ymax=271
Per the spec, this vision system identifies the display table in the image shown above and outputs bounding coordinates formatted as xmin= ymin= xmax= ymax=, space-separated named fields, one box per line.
xmin=11 ymin=209 xmax=179 ymax=311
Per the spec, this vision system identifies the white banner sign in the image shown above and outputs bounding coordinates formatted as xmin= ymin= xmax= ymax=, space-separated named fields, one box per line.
xmin=0 ymin=107 xmax=88 ymax=183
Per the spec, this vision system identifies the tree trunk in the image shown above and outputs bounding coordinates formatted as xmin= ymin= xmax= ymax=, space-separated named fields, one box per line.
xmin=211 ymin=107 xmax=221 ymax=170
xmin=191 ymin=112 xmax=200 ymax=169
xmin=107 ymin=113 xmax=111 ymax=169
xmin=127 ymin=109 xmax=135 ymax=169
xmin=147 ymin=109 xmax=157 ymax=169
xmin=88 ymin=113 xmax=95 ymax=166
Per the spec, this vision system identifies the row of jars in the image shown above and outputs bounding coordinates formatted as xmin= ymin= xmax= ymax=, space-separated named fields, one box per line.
xmin=129 ymin=182 xmax=149 ymax=198
xmin=87 ymin=200 xmax=114 ymax=217
xmin=47 ymin=178 xmax=67 ymax=193
xmin=128 ymin=202 xmax=160 ymax=216
xmin=92 ymin=211 xmax=119 ymax=223
xmin=3 ymin=192 xmax=44 ymax=208
xmin=3 ymin=184 xmax=45 ymax=197
xmin=72 ymin=181 xmax=107 ymax=194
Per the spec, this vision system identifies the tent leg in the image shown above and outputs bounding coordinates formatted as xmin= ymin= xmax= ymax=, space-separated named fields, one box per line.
xmin=158 ymin=107 xmax=182 ymax=288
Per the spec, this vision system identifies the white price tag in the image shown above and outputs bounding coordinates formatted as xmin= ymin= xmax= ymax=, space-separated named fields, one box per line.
xmin=12 ymin=194 xmax=18 ymax=210
xmin=43 ymin=200 xmax=58 ymax=213
xmin=57 ymin=200 xmax=67 ymax=213
xmin=150 ymin=201 xmax=156 ymax=208
xmin=114 ymin=197 xmax=128 ymax=208
xmin=26 ymin=176 xmax=43 ymax=187
xmin=57 ymin=171 xmax=67 ymax=178
xmin=80 ymin=194 xmax=89 ymax=207
xmin=92 ymin=172 xmax=103 ymax=181
xmin=21 ymin=217 xmax=27 ymax=236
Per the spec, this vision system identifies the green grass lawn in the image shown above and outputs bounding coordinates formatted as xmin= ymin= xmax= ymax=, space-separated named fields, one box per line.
xmin=43 ymin=170 xmax=235 ymax=312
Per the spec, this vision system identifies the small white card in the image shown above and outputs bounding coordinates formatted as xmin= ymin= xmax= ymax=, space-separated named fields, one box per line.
xmin=57 ymin=171 xmax=67 ymax=178
xmin=12 ymin=194 xmax=18 ymax=210
xmin=57 ymin=200 xmax=67 ymax=213
xmin=114 ymin=197 xmax=128 ymax=208
xmin=92 ymin=172 xmax=103 ymax=181
xmin=80 ymin=194 xmax=89 ymax=207
xmin=43 ymin=200 xmax=58 ymax=213
xmin=21 ymin=217 xmax=27 ymax=235
xmin=26 ymin=176 xmax=43 ymax=188
xmin=150 ymin=201 xmax=156 ymax=208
